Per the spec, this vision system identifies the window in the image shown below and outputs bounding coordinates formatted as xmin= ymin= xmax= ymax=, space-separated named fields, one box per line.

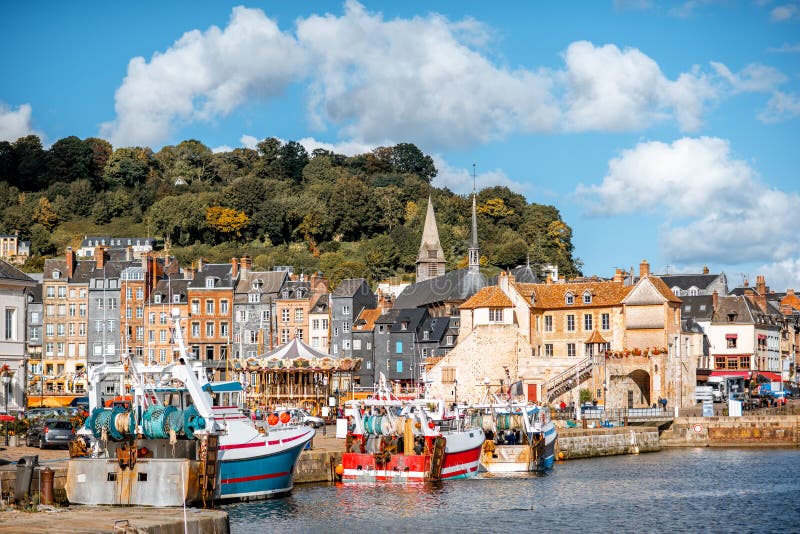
xmin=322 ymin=319 xmax=329 ymax=330
xmin=160 ymin=349 xmax=167 ymax=363
xmin=396 ymin=341 xmax=403 ymax=353
xmin=205 ymin=278 xmax=215 ymax=288
xmin=220 ymin=322 xmax=229 ymax=337
xmin=544 ymin=344 xmax=554 ymax=357
xmin=79 ymin=304 xmax=86 ymax=317
xmin=205 ymin=300 xmax=214 ymax=314
xmin=68 ymin=304 xmax=76 ymax=317
xmin=135 ymin=327 xmax=143 ymax=340
xmin=333 ymin=327 xmax=339 ymax=337
xmin=544 ymin=316 xmax=553 ymax=332
xmin=601 ymin=313 xmax=610 ymax=330
xmin=312 ymin=319 xmax=320 ymax=330
xmin=191 ymin=323 xmax=200 ymax=337
xmin=282 ymin=308 xmax=290 ymax=322
xmin=584 ymin=314 xmax=593 ymax=331
xmin=107 ymin=320 xmax=114 ymax=332
xmin=148 ymin=330 xmax=155 ymax=343
xmin=79 ymin=323 xmax=86 ymax=336
xmin=445 ymin=335 xmax=454 ymax=345
xmin=172 ymin=294 xmax=180 ymax=304
xmin=57 ymin=304 xmax=66 ymax=316
xmin=160 ymin=312 xmax=167 ymax=325
xmin=220 ymin=300 xmax=229 ymax=314
xmin=46 ymin=286 xmax=55 ymax=298
xmin=566 ymin=315 xmax=575 ymax=332
xmin=46 ymin=305 xmax=54 ymax=316
xmin=160 ymin=330 xmax=167 ymax=342
xmin=422 ymin=330 xmax=430 ymax=340
xmin=262 ymin=310 xmax=270 ymax=321
xmin=58 ymin=286 xmax=66 ymax=298
xmin=249 ymin=293 xmax=260 ymax=303
xmin=57 ymin=323 xmax=65 ymax=336
xmin=30 ymin=326 xmax=40 ymax=341
xmin=353 ymin=339 xmax=361 ymax=350
xmin=126 ymin=307 xmax=132 ymax=319
xmin=583 ymin=291 xmax=592 ymax=304
xmin=396 ymin=360 xmax=403 ymax=373
xmin=126 ymin=287 xmax=133 ymax=299
xmin=95 ymin=320 xmax=104 ymax=333
xmin=135 ymin=307 xmax=143 ymax=318
xmin=31 ymin=311 xmax=40 ymax=323
xmin=586 ymin=344 xmax=594 ymax=357
xmin=191 ymin=300 xmax=200 ymax=314
xmin=342 ymin=305 xmax=351 ymax=316
xmin=281 ymin=329 xmax=289 ymax=343
xmin=567 ymin=343 xmax=576 ymax=357
xmin=295 ymin=309 xmax=303 ymax=323
xmin=149 ymin=312 xmax=156 ymax=325
xmin=247 ymin=330 xmax=258 ymax=344
xmin=46 ymin=323 xmax=54 ymax=336
xmin=153 ymin=294 xmax=162 ymax=304
xmin=4 ymin=308 xmax=15 ymax=340
xmin=343 ymin=322 xmax=350 ymax=333
xmin=205 ymin=322 xmax=214 ymax=337
xmin=96 ymin=298 xmax=105 ymax=309
xmin=565 ymin=292 xmax=574 ymax=305
xmin=237 ymin=310 xmax=246 ymax=322
xmin=343 ymin=339 xmax=350 ymax=350
xmin=108 ymin=298 xmax=116 ymax=310
xmin=311 ymin=337 xmax=319 ymax=348
xmin=726 ymin=335 xmax=737 ymax=349
xmin=135 ymin=288 xmax=143 ymax=300
xmin=489 ymin=308 xmax=504 ymax=322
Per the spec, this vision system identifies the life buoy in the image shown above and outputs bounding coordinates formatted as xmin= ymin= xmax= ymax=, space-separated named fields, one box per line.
xmin=268 ymin=413 xmax=279 ymax=426
xmin=279 ymin=411 xmax=291 ymax=424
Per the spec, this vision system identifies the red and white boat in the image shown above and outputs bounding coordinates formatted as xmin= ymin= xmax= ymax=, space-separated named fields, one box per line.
xmin=340 ymin=377 xmax=484 ymax=483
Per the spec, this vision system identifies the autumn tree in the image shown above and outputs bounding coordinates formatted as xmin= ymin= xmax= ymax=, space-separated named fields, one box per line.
xmin=205 ymin=206 xmax=250 ymax=238
xmin=33 ymin=197 xmax=59 ymax=230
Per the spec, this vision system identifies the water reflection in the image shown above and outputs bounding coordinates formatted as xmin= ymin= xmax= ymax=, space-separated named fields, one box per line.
xmin=225 ymin=448 xmax=800 ymax=533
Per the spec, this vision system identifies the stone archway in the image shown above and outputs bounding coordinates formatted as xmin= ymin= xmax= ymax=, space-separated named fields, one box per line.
xmin=628 ymin=369 xmax=651 ymax=408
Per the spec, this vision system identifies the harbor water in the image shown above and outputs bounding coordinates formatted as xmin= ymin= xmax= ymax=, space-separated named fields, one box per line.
xmin=224 ymin=448 xmax=800 ymax=533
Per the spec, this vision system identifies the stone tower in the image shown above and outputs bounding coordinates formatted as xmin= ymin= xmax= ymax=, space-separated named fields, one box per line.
xmin=415 ymin=197 xmax=447 ymax=282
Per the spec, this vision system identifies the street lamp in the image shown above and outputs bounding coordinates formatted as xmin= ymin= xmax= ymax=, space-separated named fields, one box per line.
xmin=2 ymin=373 xmax=11 ymax=446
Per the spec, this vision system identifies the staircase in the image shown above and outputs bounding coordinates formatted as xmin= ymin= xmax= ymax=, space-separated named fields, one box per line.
xmin=545 ymin=355 xmax=595 ymax=403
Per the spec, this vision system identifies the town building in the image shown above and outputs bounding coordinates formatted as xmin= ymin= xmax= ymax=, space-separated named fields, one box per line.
xmin=330 ymin=278 xmax=377 ymax=358
xmin=308 ymin=294 xmax=330 ymax=352
xmin=0 ymin=234 xmax=30 ymax=265
xmin=0 ymin=260 xmax=37 ymax=413
xmin=659 ymin=267 xmax=728 ymax=297
xmin=274 ymin=273 xmax=328 ymax=347
xmin=144 ymin=277 xmax=189 ymax=366
xmin=78 ymin=236 xmax=156 ymax=259
xmin=232 ymin=259 xmax=287 ymax=359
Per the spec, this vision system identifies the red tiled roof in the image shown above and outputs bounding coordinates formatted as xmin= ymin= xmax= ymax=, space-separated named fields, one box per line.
xmin=516 ymin=281 xmax=633 ymax=309
xmin=460 ymin=286 xmax=513 ymax=309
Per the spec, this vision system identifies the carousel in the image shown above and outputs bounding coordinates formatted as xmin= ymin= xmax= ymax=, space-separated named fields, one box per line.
xmin=233 ymin=338 xmax=361 ymax=416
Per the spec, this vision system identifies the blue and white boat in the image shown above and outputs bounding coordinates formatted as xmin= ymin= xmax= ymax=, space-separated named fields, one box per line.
xmin=66 ymin=309 xmax=313 ymax=506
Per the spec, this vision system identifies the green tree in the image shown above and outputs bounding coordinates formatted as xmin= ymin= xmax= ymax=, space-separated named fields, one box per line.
xmin=84 ymin=137 xmax=113 ymax=185
xmin=47 ymin=136 xmax=95 ymax=186
xmin=12 ymin=135 xmax=47 ymax=190
xmin=390 ymin=143 xmax=437 ymax=181
xmin=66 ymin=179 xmax=95 ymax=217
xmin=104 ymin=147 xmax=154 ymax=188
xmin=330 ymin=176 xmax=383 ymax=240
xmin=147 ymin=193 xmax=211 ymax=245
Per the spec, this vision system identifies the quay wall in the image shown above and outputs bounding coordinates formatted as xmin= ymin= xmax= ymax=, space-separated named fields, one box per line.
xmin=660 ymin=416 xmax=800 ymax=447
xmin=0 ymin=466 xmax=67 ymax=503
xmin=556 ymin=427 xmax=660 ymax=460
xmin=295 ymin=450 xmax=342 ymax=484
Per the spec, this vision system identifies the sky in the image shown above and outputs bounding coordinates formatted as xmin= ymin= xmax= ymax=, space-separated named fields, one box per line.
xmin=1 ymin=1 xmax=799 ymax=290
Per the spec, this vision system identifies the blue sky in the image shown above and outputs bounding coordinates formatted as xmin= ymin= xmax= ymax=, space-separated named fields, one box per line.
xmin=2 ymin=1 xmax=799 ymax=289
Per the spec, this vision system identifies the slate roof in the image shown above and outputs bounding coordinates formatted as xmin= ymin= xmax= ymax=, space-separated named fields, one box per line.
xmin=460 ymin=286 xmax=513 ymax=309
xmin=680 ymin=295 xmax=714 ymax=321
xmin=389 ymin=308 xmax=427 ymax=333
xmin=310 ymin=294 xmax=329 ymax=313
xmin=658 ymin=274 xmax=720 ymax=291
xmin=234 ymin=270 xmax=288 ymax=303
xmin=276 ymin=280 xmax=312 ymax=300
xmin=394 ymin=269 xmax=486 ymax=309
xmin=332 ymin=278 xmax=371 ymax=298
xmin=489 ymin=264 xmax=540 ymax=285
xmin=515 ymin=281 xmax=633 ymax=309
xmin=149 ymin=279 xmax=189 ymax=304
xmin=188 ymin=263 xmax=234 ymax=289
xmin=0 ymin=259 xmax=36 ymax=284
xmin=418 ymin=315 xmax=450 ymax=343
xmin=712 ymin=295 xmax=757 ymax=324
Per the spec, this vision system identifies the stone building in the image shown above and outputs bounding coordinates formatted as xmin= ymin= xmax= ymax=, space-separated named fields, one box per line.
xmin=330 ymin=278 xmax=377 ymax=358
xmin=232 ymin=259 xmax=287 ymax=358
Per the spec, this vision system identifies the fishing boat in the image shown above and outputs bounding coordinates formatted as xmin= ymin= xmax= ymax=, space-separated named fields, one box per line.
xmin=65 ymin=309 xmax=314 ymax=506
xmin=470 ymin=397 xmax=557 ymax=473
xmin=339 ymin=375 xmax=484 ymax=483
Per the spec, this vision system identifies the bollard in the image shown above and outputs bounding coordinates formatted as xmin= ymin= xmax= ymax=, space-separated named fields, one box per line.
xmin=582 ymin=419 xmax=588 ymax=429
xmin=41 ymin=467 xmax=54 ymax=505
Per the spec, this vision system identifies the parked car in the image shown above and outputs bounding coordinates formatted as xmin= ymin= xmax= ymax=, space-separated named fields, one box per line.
xmin=290 ymin=408 xmax=325 ymax=428
xmin=26 ymin=418 xmax=74 ymax=449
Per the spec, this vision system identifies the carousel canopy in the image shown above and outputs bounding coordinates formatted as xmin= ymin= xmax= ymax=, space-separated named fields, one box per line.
xmin=252 ymin=337 xmax=362 ymax=371
xmin=203 ymin=381 xmax=244 ymax=393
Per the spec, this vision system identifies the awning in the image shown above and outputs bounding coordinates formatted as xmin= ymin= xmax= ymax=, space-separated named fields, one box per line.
xmin=725 ymin=334 xmax=737 ymax=339
xmin=709 ymin=371 xmax=749 ymax=379
xmin=202 ymin=381 xmax=244 ymax=393
xmin=27 ymin=395 xmax=80 ymax=407
xmin=757 ymin=334 xmax=767 ymax=340
xmin=758 ymin=372 xmax=782 ymax=382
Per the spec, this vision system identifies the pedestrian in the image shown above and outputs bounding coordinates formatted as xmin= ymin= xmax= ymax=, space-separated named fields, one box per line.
xmin=661 ymin=397 xmax=668 ymax=410
xmin=559 ymin=400 xmax=566 ymax=412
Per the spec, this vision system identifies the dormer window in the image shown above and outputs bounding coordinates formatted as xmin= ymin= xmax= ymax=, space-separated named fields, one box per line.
xmin=423 ymin=331 xmax=430 ymax=340
xmin=565 ymin=292 xmax=574 ymax=305
xmin=205 ymin=277 xmax=216 ymax=288
xmin=248 ymin=293 xmax=261 ymax=303
xmin=688 ymin=287 xmax=699 ymax=296
xmin=401 ymin=321 xmax=408 ymax=331
xmin=282 ymin=290 xmax=290 ymax=299
xmin=251 ymin=280 xmax=263 ymax=290
xmin=583 ymin=291 xmax=592 ymax=304
xmin=173 ymin=294 xmax=181 ymax=303
xmin=727 ymin=313 xmax=737 ymax=322
xmin=53 ymin=270 xmax=61 ymax=279
xmin=530 ymin=294 xmax=535 ymax=305
xmin=154 ymin=294 xmax=162 ymax=304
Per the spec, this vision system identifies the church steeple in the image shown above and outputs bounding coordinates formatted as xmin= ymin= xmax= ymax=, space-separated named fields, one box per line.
xmin=416 ymin=196 xmax=447 ymax=282
xmin=468 ymin=164 xmax=480 ymax=275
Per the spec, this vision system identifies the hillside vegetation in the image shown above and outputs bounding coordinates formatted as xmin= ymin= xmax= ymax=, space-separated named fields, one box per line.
xmin=0 ymin=135 xmax=581 ymax=283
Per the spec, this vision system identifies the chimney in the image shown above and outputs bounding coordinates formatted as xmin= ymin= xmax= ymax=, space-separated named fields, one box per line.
xmin=788 ymin=289 xmax=795 ymax=296
xmin=639 ymin=260 xmax=650 ymax=278
xmin=126 ymin=245 xmax=133 ymax=262
xmin=240 ymin=255 xmax=252 ymax=274
xmin=702 ymin=265 xmax=709 ymax=275
xmin=754 ymin=275 xmax=768 ymax=312
xmin=185 ymin=267 xmax=194 ymax=280
xmin=743 ymin=278 xmax=749 ymax=288
xmin=712 ymin=290 xmax=718 ymax=310
xmin=66 ymin=247 xmax=76 ymax=278
xmin=94 ymin=246 xmax=106 ymax=269
xmin=197 ymin=258 xmax=205 ymax=273
xmin=613 ymin=268 xmax=624 ymax=284
xmin=231 ymin=257 xmax=239 ymax=279
xmin=545 ymin=273 xmax=552 ymax=285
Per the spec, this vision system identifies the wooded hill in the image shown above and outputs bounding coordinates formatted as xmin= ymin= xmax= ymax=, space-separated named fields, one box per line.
xmin=0 ymin=135 xmax=581 ymax=284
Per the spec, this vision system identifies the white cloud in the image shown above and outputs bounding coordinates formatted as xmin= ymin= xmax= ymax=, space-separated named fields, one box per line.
xmin=102 ymin=3 xmax=767 ymax=149
xmin=767 ymin=42 xmax=800 ymax=53
xmin=211 ymin=144 xmax=233 ymax=153
xmin=710 ymin=62 xmax=787 ymax=93
xmin=757 ymin=91 xmax=800 ymax=122
xmin=0 ymin=102 xmax=40 ymax=142
xmin=576 ymin=136 xmax=800 ymax=265
xmin=100 ymin=6 xmax=307 ymax=147
xmin=432 ymin=156 xmax=529 ymax=195
xmin=240 ymin=135 xmax=259 ymax=150
xmin=295 ymin=137 xmax=376 ymax=156
xmin=770 ymin=4 xmax=800 ymax=21
xmin=756 ymin=258 xmax=800 ymax=292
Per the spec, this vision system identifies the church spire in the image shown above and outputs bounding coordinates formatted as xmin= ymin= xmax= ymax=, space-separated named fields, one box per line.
xmin=416 ymin=196 xmax=446 ymax=282
xmin=468 ymin=164 xmax=480 ymax=274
